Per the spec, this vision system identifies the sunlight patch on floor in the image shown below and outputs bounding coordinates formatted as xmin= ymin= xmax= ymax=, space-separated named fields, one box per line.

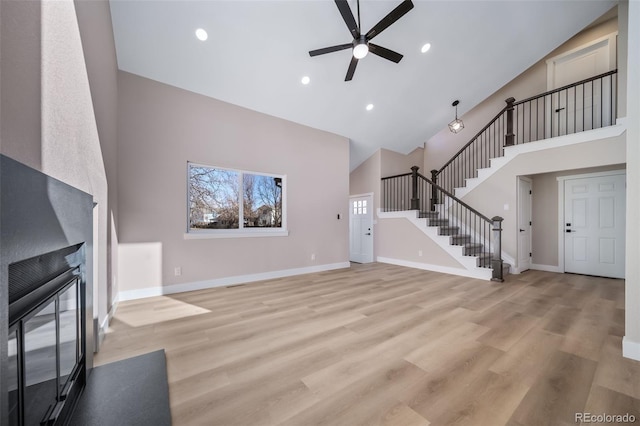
xmin=116 ymin=297 xmax=211 ymax=327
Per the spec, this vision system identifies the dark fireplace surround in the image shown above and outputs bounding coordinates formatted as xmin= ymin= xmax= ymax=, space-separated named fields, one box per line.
xmin=1 ymin=155 xmax=94 ymax=425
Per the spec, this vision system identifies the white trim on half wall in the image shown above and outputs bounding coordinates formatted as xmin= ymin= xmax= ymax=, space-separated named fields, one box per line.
xmin=377 ymin=257 xmax=491 ymax=280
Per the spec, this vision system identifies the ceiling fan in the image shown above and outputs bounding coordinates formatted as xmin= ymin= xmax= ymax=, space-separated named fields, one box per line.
xmin=309 ymin=0 xmax=414 ymax=81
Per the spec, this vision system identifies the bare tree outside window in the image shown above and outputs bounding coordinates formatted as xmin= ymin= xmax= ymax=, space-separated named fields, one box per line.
xmin=244 ymin=174 xmax=282 ymax=228
xmin=189 ymin=166 xmax=239 ymax=229
xmin=188 ymin=163 xmax=284 ymax=232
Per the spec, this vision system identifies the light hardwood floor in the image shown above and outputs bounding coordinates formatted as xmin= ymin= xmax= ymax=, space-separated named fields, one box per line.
xmin=96 ymin=263 xmax=640 ymax=425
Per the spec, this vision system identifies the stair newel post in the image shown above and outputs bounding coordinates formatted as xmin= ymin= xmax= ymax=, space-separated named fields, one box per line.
xmin=410 ymin=166 xmax=420 ymax=210
xmin=430 ymin=169 xmax=439 ymax=211
xmin=505 ymin=97 xmax=516 ymax=147
xmin=491 ymin=216 xmax=504 ymax=282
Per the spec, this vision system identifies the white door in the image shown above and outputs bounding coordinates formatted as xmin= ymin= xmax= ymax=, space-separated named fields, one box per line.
xmin=518 ymin=177 xmax=532 ymax=272
xmin=564 ymin=174 xmax=625 ymax=279
xmin=548 ymin=37 xmax=614 ymax=136
xmin=349 ymin=195 xmax=373 ymax=263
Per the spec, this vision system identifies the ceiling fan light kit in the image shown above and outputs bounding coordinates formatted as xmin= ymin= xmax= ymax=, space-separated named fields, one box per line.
xmin=353 ymin=38 xmax=369 ymax=59
xmin=309 ymin=0 xmax=414 ymax=81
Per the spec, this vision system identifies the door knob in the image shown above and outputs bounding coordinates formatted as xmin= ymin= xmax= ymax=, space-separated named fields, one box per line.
xmin=519 ymin=229 xmax=525 ymax=232
xmin=365 ymin=233 xmax=371 ymax=235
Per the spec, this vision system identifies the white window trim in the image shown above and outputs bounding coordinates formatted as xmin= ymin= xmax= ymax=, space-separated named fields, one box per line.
xmin=184 ymin=228 xmax=289 ymax=239
xmin=186 ymin=161 xmax=288 ymax=238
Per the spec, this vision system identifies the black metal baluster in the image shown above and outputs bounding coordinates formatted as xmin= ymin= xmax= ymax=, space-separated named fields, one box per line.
xmin=564 ymin=88 xmax=568 ymax=135
xmin=591 ymin=82 xmax=596 ymax=130
xmin=600 ymin=77 xmax=603 ymax=128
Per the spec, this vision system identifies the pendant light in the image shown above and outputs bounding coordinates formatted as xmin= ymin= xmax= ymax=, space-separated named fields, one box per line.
xmin=449 ymin=100 xmax=464 ymax=133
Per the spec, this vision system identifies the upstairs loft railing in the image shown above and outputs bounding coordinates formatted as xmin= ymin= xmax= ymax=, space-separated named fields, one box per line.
xmin=433 ymin=69 xmax=618 ymax=194
xmin=381 ymin=167 xmax=504 ymax=282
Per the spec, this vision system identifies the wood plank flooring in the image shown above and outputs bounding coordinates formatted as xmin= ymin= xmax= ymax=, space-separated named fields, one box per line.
xmin=95 ymin=263 xmax=640 ymax=425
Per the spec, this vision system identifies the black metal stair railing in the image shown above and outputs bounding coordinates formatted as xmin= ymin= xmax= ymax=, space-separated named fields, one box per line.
xmin=380 ymin=171 xmax=413 ymax=212
xmin=512 ymin=69 xmax=617 ymax=144
xmin=433 ymin=106 xmax=509 ymax=195
xmin=433 ymin=70 xmax=618 ymax=194
xmin=382 ymin=167 xmax=504 ymax=281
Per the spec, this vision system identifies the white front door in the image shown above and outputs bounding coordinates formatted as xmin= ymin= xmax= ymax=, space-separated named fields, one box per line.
xmin=349 ymin=194 xmax=373 ymax=263
xmin=518 ymin=177 xmax=532 ymax=272
xmin=564 ymin=173 xmax=625 ymax=279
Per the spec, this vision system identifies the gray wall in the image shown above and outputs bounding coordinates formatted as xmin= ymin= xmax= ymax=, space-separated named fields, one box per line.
xmin=74 ymin=0 xmax=119 ymax=332
xmin=117 ymin=72 xmax=350 ymax=296
xmin=624 ymin=0 xmax=640 ymax=358
xmin=0 ymin=2 xmax=109 ymax=420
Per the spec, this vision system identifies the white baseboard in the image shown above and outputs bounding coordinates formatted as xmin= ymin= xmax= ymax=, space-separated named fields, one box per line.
xmin=377 ymin=257 xmax=492 ymax=280
xmin=623 ymin=336 xmax=640 ymax=361
xmin=96 ymin=294 xmax=120 ymax=352
xmin=118 ymin=262 xmax=351 ymax=301
xmin=531 ymin=263 xmax=563 ymax=273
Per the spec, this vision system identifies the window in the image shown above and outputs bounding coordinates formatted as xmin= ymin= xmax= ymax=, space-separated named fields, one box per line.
xmin=188 ymin=162 xmax=285 ymax=236
xmin=353 ymin=199 xmax=367 ymax=215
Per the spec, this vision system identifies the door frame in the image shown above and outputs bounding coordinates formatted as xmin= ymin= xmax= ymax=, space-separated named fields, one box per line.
xmin=349 ymin=192 xmax=374 ymax=263
xmin=557 ymin=169 xmax=626 ymax=273
xmin=517 ymin=176 xmax=533 ymax=273
xmin=546 ymin=32 xmax=617 ymax=90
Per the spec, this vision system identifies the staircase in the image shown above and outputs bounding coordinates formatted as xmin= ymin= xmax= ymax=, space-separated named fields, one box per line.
xmin=422 ymin=211 xmax=482 ymax=257
xmin=381 ymin=170 xmax=507 ymax=281
xmin=380 ymin=70 xmax=618 ymax=281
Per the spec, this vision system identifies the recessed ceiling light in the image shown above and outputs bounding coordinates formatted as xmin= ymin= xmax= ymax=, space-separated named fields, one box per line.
xmin=195 ymin=28 xmax=208 ymax=41
xmin=366 ymin=104 xmax=374 ymax=111
xmin=301 ymin=76 xmax=310 ymax=85
xmin=421 ymin=43 xmax=431 ymax=53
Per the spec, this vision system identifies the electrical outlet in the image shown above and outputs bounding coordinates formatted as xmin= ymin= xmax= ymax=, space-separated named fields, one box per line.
xmin=311 ymin=254 xmax=316 ymax=261
xmin=174 ymin=266 xmax=182 ymax=276
xmin=418 ymin=250 xmax=423 ymax=257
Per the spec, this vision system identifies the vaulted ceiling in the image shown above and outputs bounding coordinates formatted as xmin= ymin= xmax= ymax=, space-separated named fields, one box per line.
xmin=109 ymin=0 xmax=617 ymax=170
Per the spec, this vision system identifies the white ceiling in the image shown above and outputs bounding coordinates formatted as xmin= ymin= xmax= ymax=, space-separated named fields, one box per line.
xmin=109 ymin=0 xmax=617 ymax=170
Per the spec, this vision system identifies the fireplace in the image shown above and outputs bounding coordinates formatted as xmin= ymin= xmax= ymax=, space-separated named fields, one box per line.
xmin=1 ymin=155 xmax=94 ymax=426
xmin=7 ymin=245 xmax=87 ymax=425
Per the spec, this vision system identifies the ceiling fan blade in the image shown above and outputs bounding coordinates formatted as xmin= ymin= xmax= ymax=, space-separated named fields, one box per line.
xmin=345 ymin=56 xmax=358 ymax=81
xmin=309 ymin=43 xmax=353 ymax=57
xmin=335 ymin=0 xmax=360 ymax=39
xmin=369 ymin=43 xmax=403 ymax=63
xmin=365 ymin=0 xmax=414 ymax=40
